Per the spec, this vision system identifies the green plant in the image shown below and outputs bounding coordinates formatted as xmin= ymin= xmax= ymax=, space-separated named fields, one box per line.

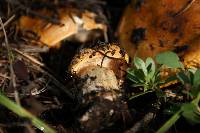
xmin=127 ymin=51 xmax=200 ymax=132
xmin=157 ymin=69 xmax=200 ymax=133
xmin=127 ymin=56 xmax=161 ymax=91
xmin=127 ymin=51 xmax=182 ymax=98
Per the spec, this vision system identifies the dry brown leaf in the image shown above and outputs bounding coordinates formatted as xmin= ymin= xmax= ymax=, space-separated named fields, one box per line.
xmin=13 ymin=59 xmax=29 ymax=81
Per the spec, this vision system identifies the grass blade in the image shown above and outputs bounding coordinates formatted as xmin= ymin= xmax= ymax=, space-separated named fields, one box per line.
xmin=156 ymin=110 xmax=182 ymax=133
xmin=0 ymin=92 xmax=56 ymax=133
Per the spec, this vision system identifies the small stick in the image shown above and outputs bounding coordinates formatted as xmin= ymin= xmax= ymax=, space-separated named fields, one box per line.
xmin=5 ymin=0 xmax=61 ymax=25
xmin=0 ymin=17 xmax=20 ymax=105
xmin=0 ymin=73 xmax=10 ymax=80
xmin=13 ymin=48 xmax=46 ymax=67
xmin=0 ymin=15 xmax=15 ymax=30
xmin=13 ymin=49 xmax=74 ymax=100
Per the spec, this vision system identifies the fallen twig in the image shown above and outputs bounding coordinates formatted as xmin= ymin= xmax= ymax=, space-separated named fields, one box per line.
xmin=0 ymin=73 xmax=10 ymax=80
xmin=5 ymin=0 xmax=61 ymax=25
xmin=0 ymin=17 xmax=20 ymax=105
xmin=0 ymin=14 xmax=15 ymax=30
xmin=13 ymin=48 xmax=74 ymax=100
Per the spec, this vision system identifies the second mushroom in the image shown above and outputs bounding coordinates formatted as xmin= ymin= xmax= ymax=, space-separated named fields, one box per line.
xmin=69 ymin=43 xmax=132 ymax=132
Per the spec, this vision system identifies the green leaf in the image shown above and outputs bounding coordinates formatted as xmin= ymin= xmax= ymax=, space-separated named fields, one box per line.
xmin=156 ymin=110 xmax=182 ymax=133
xmin=177 ymin=71 xmax=190 ymax=84
xmin=129 ymin=90 xmax=154 ymax=100
xmin=127 ymin=69 xmax=135 ymax=77
xmin=181 ymin=103 xmax=200 ymax=123
xmin=190 ymin=88 xmax=200 ymax=97
xmin=146 ymin=57 xmax=156 ymax=78
xmin=146 ymin=57 xmax=155 ymax=71
xmin=193 ymin=69 xmax=200 ymax=87
xmin=134 ymin=69 xmax=146 ymax=82
xmin=157 ymin=92 xmax=200 ymax=133
xmin=166 ymin=75 xmax=178 ymax=82
xmin=131 ymin=83 xmax=146 ymax=88
xmin=127 ymin=69 xmax=145 ymax=83
xmin=127 ymin=73 xmax=140 ymax=83
xmin=153 ymin=67 xmax=162 ymax=82
xmin=155 ymin=90 xmax=166 ymax=97
xmin=134 ymin=57 xmax=147 ymax=76
xmin=164 ymin=104 xmax=181 ymax=115
xmin=146 ymin=63 xmax=152 ymax=74
xmin=189 ymin=71 xmax=194 ymax=84
xmin=181 ymin=103 xmax=195 ymax=112
xmin=188 ymin=68 xmax=197 ymax=74
xmin=155 ymin=51 xmax=183 ymax=69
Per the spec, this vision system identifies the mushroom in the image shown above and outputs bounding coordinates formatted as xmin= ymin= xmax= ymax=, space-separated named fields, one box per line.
xmin=117 ymin=0 xmax=200 ymax=87
xmin=69 ymin=43 xmax=129 ymax=98
xmin=18 ymin=7 xmax=107 ymax=48
xmin=118 ymin=0 xmax=200 ymax=69
xmin=69 ymin=43 xmax=132 ymax=132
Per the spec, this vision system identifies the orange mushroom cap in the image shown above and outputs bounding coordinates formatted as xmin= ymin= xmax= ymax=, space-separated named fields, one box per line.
xmin=69 ymin=43 xmax=129 ymax=96
xmin=19 ymin=8 xmax=107 ymax=48
xmin=118 ymin=0 xmax=200 ymax=68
